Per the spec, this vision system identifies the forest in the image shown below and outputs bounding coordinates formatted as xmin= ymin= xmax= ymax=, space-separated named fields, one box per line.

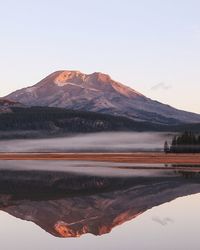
xmin=0 ymin=107 xmax=159 ymax=133
xmin=165 ymin=131 xmax=200 ymax=153
xmin=0 ymin=107 xmax=200 ymax=139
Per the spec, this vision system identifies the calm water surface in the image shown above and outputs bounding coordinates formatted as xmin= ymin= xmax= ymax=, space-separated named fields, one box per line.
xmin=0 ymin=194 xmax=199 ymax=250
xmin=0 ymin=160 xmax=199 ymax=250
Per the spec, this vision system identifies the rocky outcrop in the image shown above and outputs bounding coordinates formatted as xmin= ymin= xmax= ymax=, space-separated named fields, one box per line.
xmin=0 ymin=98 xmax=23 ymax=113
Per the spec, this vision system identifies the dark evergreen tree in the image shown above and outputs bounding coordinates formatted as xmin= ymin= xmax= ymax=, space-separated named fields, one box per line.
xmin=164 ymin=141 xmax=170 ymax=153
xmin=169 ymin=131 xmax=200 ymax=153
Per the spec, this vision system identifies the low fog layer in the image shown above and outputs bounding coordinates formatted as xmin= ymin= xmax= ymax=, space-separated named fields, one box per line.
xmin=0 ymin=132 xmax=173 ymax=153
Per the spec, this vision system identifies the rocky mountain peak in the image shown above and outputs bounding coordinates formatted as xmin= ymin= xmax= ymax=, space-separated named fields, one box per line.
xmin=53 ymin=70 xmax=114 ymax=87
xmin=89 ymin=72 xmax=112 ymax=82
xmin=54 ymin=70 xmax=85 ymax=86
xmin=4 ymin=70 xmax=200 ymax=124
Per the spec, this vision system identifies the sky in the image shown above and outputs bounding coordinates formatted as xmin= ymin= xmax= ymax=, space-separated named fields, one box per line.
xmin=1 ymin=0 xmax=200 ymax=113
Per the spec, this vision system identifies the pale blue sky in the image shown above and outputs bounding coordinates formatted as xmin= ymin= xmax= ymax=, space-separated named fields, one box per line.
xmin=1 ymin=0 xmax=200 ymax=113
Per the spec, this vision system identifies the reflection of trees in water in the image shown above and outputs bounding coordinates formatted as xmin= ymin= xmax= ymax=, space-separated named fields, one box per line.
xmin=177 ymin=171 xmax=199 ymax=179
xmin=171 ymin=165 xmax=200 ymax=179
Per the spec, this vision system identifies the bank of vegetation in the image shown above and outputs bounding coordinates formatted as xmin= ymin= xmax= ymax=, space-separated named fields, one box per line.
xmin=165 ymin=131 xmax=200 ymax=153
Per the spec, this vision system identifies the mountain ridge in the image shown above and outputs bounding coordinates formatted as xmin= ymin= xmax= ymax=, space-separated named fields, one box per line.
xmin=5 ymin=70 xmax=200 ymax=125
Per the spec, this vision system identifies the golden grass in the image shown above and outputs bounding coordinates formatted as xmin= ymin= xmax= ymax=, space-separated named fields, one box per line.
xmin=0 ymin=152 xmax=200 ymax=164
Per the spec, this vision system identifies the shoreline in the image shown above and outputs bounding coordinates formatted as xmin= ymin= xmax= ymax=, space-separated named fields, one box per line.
xmin=0 ymin=152 xmax=200 ymax=164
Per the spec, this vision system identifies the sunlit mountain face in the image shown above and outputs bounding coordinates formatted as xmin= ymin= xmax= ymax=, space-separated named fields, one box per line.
xmin=0 ymin=165 xmax=200 ymax=238
xmin=5 ymin=70 xmax=200 ymax=125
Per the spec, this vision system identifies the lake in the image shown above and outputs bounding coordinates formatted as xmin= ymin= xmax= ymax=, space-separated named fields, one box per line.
xmin=0 ymin=160 xmax=199 ymax=249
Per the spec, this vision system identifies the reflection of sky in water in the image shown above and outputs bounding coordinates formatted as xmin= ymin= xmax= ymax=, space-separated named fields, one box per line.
xmin=0 ymin=193 xmax=199 ymax=250
xmin=0 ymin=159 xmax=199 ymax=249
xmin=1 ymin=160 xmax=199 ymax=177
xmin=0 ymin=160 xmax=171 ymax=177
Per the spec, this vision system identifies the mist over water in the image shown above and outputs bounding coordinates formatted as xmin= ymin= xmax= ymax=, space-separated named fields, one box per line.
xmin=0 ymin=132 xmax=173 ymax=153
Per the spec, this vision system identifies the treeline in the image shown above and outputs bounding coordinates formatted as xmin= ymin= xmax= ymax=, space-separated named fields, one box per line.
xmin=1 ymin=107 xmax=200 ymax=139
xmin=0 ymin=106 xmax=160 ymax=133
xmin=165 ymin=131 xmax=200 ymax=153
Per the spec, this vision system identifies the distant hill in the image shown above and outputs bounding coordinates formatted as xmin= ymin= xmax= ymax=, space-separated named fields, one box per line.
xmin=0 ymin=106 xmax=199 ymax=139
xmin=5 ymin=70 xmax=200 ymax=125
xmin=0 ymin=98 xmax=23 ymax=113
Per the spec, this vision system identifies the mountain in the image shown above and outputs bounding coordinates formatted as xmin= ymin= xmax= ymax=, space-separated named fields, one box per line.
xmin=0 ymin=167 xmax=200 ymax=237
xmin=5 ymin=70 xmax=200 ymax=124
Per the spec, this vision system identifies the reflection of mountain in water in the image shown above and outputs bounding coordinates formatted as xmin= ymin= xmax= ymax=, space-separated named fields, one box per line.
xmin=0 ymin=168 xmax=200 ymax=238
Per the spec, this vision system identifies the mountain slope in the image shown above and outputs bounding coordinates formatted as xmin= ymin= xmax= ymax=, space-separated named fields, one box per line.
xmin=5 ymin=70 xmax=200 ymax=124
xmin=0 ymin=98 xmax=23 ymax=113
